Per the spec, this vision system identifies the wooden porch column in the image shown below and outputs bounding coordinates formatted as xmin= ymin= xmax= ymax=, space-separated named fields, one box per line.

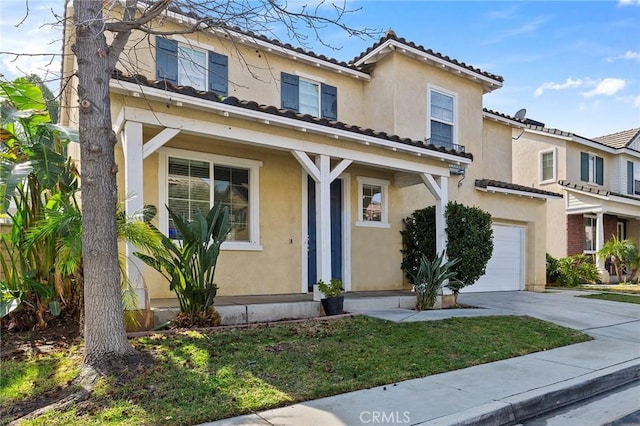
xmin=292 ymin=151 xmax=351 ymax=300
xmin=420 ymin=173 xmax=451 ymax=296
xmin=122 ymin=121 xmax=145 ymax=309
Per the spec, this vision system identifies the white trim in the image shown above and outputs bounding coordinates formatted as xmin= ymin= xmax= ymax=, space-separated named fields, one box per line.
xmin=298 ymin=76 xmax=322 ymax=117
xmin=482 ymin=111 xmax=525 ymax=128
xmin=583 ymin=214 xmax=597 ymax=253
xmin=353 ymin=39 xmax=501 ymax=89
xmin=158 ymin=147 xmax=263 ymax=250
xmin=341 ymin=173 xmax=352 ymax=292
xmin=539 ymin=147 xmax=557 ymax=185
xmin=111 ymin=81 xmax=470 ymax=168
xmin=427 ymin=84 xmax=458 ymax=148
xmin=356 ymin=176 xmax=390 ymax=228
xmin=295 ymin=71 xmax=326 ymax=84
xmin=301 ymin=170 xmax=309 ymax=293
xmin=476 ymin=185 xmax=562 ymax=200
xmin=525 ymin=128 xmax=640 ymax=158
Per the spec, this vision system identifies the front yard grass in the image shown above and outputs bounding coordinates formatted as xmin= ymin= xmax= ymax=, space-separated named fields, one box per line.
xmin=578 ymin=292 xmax=640 ymax=304
xmin=577 ymin=284 xmax=640 ymax=294
xmin=2 ymin=315 xmax=591 ymax=425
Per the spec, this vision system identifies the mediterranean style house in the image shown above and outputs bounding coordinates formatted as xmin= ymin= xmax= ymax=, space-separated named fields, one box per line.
xmin=60 ymin=8 xmax=560 ymax=308
xmin=513 ymin=126 xmax=640 ymax=282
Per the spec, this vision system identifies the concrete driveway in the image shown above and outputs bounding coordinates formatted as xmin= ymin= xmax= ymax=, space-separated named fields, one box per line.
xmin=458 ymin=290 xmax=640 ymax=343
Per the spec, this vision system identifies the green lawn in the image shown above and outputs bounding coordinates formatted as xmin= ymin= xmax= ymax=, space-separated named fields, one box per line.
xmin=577 ymin=284 xmax=640 ymax=294
xmin=2 ymin=315 xmax=591 ymax=425
xmin=578 ymin=292 xmax=640 ymax=304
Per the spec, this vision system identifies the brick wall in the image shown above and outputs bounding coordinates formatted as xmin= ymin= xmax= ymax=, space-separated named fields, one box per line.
xmin=567 ymin=214 xmax=584 ymax=256
xmin=603 ymin=215 xmax=618 ymax=242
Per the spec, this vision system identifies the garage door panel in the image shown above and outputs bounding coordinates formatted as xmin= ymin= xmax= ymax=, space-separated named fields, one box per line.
xmin=461 ymin=225 xmax=524 ymax=293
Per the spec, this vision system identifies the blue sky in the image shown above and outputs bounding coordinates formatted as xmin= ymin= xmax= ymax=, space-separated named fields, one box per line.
xmin=1 ymin=0 xmax=639 ymax=138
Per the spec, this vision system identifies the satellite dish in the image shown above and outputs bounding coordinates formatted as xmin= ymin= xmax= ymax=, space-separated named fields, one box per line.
xmin=514 ymin=108 xmax=527 ymax=120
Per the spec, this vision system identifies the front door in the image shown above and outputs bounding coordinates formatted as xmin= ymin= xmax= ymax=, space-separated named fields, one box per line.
xmin=307 ymin=176 xmax=343 ymax=291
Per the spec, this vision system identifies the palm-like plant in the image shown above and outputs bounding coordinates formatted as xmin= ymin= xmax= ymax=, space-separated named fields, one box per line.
xmin=410 ymin=252 xmax=460 ymax=310
xmin=597 ymin=236 xmax=639 ymax=283
xmin=135 ymin=203 xmax=230 ymax=325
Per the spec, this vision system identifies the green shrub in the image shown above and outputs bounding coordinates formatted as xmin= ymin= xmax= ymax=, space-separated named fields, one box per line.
xmin=556 ymin=254 xmax=601 ymax=287
xmin=546 ymin=253 xmax=561 ymax=283
xmin=318 ymin=279 xmax=343 ymax=298
xmin=401 ymin=202 xmax=493 ymax=294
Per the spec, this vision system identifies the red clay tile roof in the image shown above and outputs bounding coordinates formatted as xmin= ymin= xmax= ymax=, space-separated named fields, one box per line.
xmin=475 ymin=179 xmax=563 ymax=198
xmin=482 ymin=108 xmax=526 ymax=124
xmin=351 ymin=33 xmax=504 ymax=83
xmin=113 ymin=70 xmax=472 ymax=160
xmin=592 ymin=128 xmax=640 ymax=149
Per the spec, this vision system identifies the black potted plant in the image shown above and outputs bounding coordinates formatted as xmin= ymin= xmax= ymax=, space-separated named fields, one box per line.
xmin=318 ymin=279 xmax=344 ymax=316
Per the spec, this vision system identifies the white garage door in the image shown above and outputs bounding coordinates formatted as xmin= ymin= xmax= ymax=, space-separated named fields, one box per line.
xmin=461 ymin=225 xmax=525 ymax=293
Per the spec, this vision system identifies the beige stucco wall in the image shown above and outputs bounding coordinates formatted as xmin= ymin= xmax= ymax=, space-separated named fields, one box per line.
xmin=482 ymin=120 xmax=513 ymax=183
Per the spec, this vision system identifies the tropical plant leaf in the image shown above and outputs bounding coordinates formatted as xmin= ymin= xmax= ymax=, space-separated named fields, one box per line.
xmin=0 ymin=297 xmax=20 ymax=318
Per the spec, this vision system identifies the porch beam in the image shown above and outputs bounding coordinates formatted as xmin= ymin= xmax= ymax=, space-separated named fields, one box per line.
xmin=122 ymin=121 xmax=145 ymax=309
xmin=124 ymin=107 xmax=453 ymax=177
xmin=292 ymin=150 xmax=320 ymax=181
xmin=142 ymin=128 xmax=181 ymax=159
xmin=329 ymin=159 xmax=352 ymax=182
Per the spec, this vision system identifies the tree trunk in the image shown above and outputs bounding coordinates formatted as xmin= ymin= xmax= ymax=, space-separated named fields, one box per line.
xmin=72 ymin=0 xmax=136 ymax=369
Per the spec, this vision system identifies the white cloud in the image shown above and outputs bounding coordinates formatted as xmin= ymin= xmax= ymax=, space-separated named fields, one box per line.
xmin=618 ymin=0 xmax=640 ymax=6
xmin=534 ymin=77 xmax=584 ymax=96
xmin=607 ymin=50 xmax=640 ymax=62
xmin=581 ymin=78 xmax=627 ymax=97
xmin=636 ymin=96 xmax=640 ymax=108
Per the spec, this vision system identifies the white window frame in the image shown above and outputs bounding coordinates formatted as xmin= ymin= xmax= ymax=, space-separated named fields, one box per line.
xmin=617 ymin=221 xmax=625 ymax=241
xmin=634 ymin=161 xmax=640 ymax=195
xmin=177 ymin=44 xmax=207 ymax=91
xmin=298 ymin=77 xmax=321 ymax=117
xmin=356 ymin=176 xmax=390 ymax=228
xmin=158 ymin=148 xmax=263 ymax=251
xmin=539 ymin=148 xmax=557 ymax=184
xmin=583 ymin=214 xmax=597 ymax=254
xmin=427 ymin=84 xmax=458 ymax=147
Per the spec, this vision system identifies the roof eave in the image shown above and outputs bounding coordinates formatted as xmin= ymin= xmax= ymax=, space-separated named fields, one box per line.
xmin=353 ymin=39 xmax=503 ymax=93
xmin=482 ymin=111 xmax=526 ymax=128
xmin=110 ymin=79 xmax=471 ymax=165
xmin=476 ymin=185 xmax=562 ymax=200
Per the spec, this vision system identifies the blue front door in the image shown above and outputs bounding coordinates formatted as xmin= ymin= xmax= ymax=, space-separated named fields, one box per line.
xmin=307 ymin=176 xmax=343 ymax=291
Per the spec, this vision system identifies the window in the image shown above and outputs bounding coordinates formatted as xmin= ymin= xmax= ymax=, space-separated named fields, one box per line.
xmin=580 ymin=152 xmax=603 ymax=185
xmin=156 ymin=37 xmax=228 ymax=96
xmin=539 ymin=148 xmax=556 ymax=184
xmin=428 ymin=87 xmax=456 ymax=149
xmin=617 ymin=221 xmax=626 ymax=241
xmin=629 ymin=161 xmax=640 ymax=196
xmin=356 ymin=177 xmax=389 ymax=228
xmin=281 ymin=72 xmax=337 ymax=120
xmin=162 ymin=149 xmax=262 ymax=250
xmin=584 ymin=215 xmax=596 ymax=253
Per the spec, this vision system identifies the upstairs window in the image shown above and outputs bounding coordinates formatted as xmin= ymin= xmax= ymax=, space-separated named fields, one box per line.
xmin=629 ymin=161 xmax=640 ymax=196
xmin=156 ymin=37 xmax=228 ymax=96
xmin=580 ymin=152 xmax=603 ymax=185
xmin=281 ymin=72 xmax=337 ymax=120
xmin=428 ymin=87 xmax=456 ymax=149
xmin=539 ymin=148 xmax=556 ymax=184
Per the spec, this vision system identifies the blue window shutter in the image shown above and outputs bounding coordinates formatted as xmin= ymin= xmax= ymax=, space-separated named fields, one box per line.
xmin=208 ymin=51 xmax=228 ymax=96
xmin=580 ymin=152 xmax=589 ymax=182
xmin=281 ymin=72 xmax=299 ymax=111
xmin=156 ymin=37 xmax=178 ymax=84
xmin=596 ymin=156 xmax=604 ymax=185
xmin=321 ymin=83 xmax=337 ymax=120
xmin=628 ymin=161 xmax=634 ymax=194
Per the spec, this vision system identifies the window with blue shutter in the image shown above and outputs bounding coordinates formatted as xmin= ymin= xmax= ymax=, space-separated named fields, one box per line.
xmin=595 ymin=156 xmax=604 ymax=185
xmin=321 ymin=83 xmax=337 ymax=120
xmin=580 ymin=152 xmax=589 ymax=182
xmin=156 ymin=37 xmax=178 ymax=84
xmin=281 ymin=73 xmax=300 ymax=111
xmin=208 ymin=51 xmax=228 ymax=96
xmin=156 ymin=37 xmax=228 ymax=95
xmin=281 ymin=72 xmax=337 ymax=120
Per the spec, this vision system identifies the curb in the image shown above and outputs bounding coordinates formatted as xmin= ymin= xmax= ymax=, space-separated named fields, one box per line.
xmin=425 ymin=361 xmax=640 ymax=425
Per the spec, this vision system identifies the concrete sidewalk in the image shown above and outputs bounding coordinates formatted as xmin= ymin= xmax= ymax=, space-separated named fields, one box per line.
xmin=202 ymin=290 xmax=640 ymax=426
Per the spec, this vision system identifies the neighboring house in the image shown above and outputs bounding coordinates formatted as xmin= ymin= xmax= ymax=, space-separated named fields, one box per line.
xmin=513 ymin=126 xmax=640 ymax=281
xmin=60 ymin=9 xmax=558 ymax=307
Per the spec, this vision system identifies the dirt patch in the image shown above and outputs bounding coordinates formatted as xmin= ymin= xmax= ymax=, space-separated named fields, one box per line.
xmin=1 ymin=320 xmax=82 ymax=360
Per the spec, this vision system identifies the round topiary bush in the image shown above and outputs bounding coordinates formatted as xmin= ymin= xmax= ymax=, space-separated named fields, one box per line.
xmin=401 ymin=201 xmax=494 ymax=292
